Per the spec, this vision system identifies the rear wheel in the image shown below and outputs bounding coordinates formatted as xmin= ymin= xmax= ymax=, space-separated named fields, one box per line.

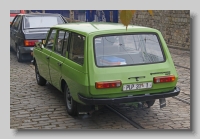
xmin=146 ymin=99 xmax=156 ymax=108
xmin=35 ymin=62 xmax=47 ymax=86
xmin=64 ymin=85 xmax=78 ymax=116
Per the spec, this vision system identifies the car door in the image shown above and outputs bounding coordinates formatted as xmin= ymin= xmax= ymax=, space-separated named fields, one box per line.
xmin=61 ymin=32 xmax=88 ymax=100
xmin=10 ymin=15 xmax=22 ymax=50
xmin=34 ymin=29 xmax=57 ymax=83
xmin=49 ymin=30 xmax=70 ymax=90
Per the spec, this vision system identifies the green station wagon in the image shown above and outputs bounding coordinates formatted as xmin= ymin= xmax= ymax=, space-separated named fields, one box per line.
xmin=32 ymin=22 xmax=180 ymax=116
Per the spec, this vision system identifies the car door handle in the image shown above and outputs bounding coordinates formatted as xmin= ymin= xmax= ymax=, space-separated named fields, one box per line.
xmin=57 ymin=62 xmax=62 ymax=66
xmin=46 ymin=56 xmax=50 ymax=59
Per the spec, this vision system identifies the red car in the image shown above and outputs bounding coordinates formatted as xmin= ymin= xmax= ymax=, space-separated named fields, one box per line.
xmin=10 ymin=10 xmax=25 ymax=24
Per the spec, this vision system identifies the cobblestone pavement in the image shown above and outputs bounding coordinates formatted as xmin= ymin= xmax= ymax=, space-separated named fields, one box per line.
xmin=169 ymin=48 xmax=190 ymax=96
xmin=10 ymin=47 xmax=190 ymax=130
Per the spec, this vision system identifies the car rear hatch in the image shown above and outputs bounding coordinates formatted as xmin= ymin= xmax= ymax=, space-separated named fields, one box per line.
xmin=23 ymin=14 xmax=64 ymax=42
xmin=23 ymin=28 xmax=50 ymax=40
xmin=88 ymin=33 xmax=178 ymax=97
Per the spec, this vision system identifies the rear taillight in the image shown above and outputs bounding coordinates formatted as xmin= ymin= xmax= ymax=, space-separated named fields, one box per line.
xmin=21 ymin=10 xmax=25 ymax=14
xmin=153 ymin=75 xmax=175 ymax=83
xmin=24 ymin=40 xmax=38 ymax=47
xmin=95 ymin=80 xmax=121 ymax=89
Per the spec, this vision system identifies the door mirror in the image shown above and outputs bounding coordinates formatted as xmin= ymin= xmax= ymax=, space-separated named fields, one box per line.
xmin=40 ymin=44 xmax=44 ymax=49
xmin=35 ymin=42 xmax=44 ymax=49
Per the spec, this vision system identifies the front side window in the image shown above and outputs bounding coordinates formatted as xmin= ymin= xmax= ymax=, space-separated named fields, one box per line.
xmin=23 ymin=16 xmax=64 ymax=29
xmin=54 ymin=30 xmax=66 ymax=55
xmin=94 ymin=34 xmax=165 ymax=67
xmin=69 ymin=33 xmax=85 ymax=65
xmin=45 ymin=29 xmax=56 ymax=50
xmin=54 ymin=30 xmax=70 ymax=57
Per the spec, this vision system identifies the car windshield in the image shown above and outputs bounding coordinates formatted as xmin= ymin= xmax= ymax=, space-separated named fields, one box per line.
xmin=94 ymin=34 xmax=165 ymax=67
xmin=23 ymin=15 xmax=64 ymax=29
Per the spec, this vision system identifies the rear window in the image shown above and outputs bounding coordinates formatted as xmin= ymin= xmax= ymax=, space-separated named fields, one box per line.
xmin=94 ymin=33 xmax=165 ymax=67
xmin=23 ymin=16 xmax=64 ymax=29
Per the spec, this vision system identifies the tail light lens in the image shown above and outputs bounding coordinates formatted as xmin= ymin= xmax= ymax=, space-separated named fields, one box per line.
xmin=95 ymin=80 xmax=121 ymax=89
xmin=24 ymin=40 xmax=38 ymax=47
xmin=21 ymin=10 xmax=25 ymax=14
xmin=153 ymin=75 xmax=175 ymax=83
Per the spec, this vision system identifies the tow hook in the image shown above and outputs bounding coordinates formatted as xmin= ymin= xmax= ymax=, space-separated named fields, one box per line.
xmin=159 ymin=98 xmax=166 ymax=108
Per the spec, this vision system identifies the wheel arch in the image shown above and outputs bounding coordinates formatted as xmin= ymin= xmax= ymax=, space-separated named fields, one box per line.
xmin=61 ymin=79 xmax=68 ymax=93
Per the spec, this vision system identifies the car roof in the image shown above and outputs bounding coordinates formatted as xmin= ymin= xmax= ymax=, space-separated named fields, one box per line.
xmin=53 ymin=22 xmax=159 ymax=35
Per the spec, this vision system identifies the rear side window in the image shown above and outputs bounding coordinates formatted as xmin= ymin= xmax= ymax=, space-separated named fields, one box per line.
xmin=69 ymin=33 xmax=85 ymax=65
xmin=94 ymin=34 xmax=165 ymax=67
xmin=11 ymin=15 xmax=22 ymax=30
xmin=62 ymin=32 xmax=69 ymax=57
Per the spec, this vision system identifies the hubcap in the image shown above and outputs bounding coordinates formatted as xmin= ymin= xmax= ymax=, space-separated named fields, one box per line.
xmin=66 ymin=88 xmax=72 ymax=110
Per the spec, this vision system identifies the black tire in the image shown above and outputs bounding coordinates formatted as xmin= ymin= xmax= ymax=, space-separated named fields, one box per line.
xmin=16 ymin=46 xmax=22 ymax=62
xmin=35 ymin=63 xmax=47 ymax=86
xmin=64 ymin=85 xmax=78 ymax=116
xmin=146 ymin=99 xmax=156 ymax=108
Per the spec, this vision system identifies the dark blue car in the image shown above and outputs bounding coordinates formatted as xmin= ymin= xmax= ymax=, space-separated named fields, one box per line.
xmin=10 ymin=13 xmax=67 ymax=62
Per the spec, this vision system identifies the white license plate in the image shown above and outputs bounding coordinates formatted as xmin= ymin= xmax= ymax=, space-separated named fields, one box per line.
xmin=123 ymin=82 xmax=152 ymax=91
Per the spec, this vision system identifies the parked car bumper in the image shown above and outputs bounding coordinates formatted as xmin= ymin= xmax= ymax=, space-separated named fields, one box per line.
xmin=78 ymin=87 xmax=180 ymax=105
xmin=19 ymin=46 xmax=34 ymax=61
xmin=19 ymin=46 xmax=34 ymax=54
